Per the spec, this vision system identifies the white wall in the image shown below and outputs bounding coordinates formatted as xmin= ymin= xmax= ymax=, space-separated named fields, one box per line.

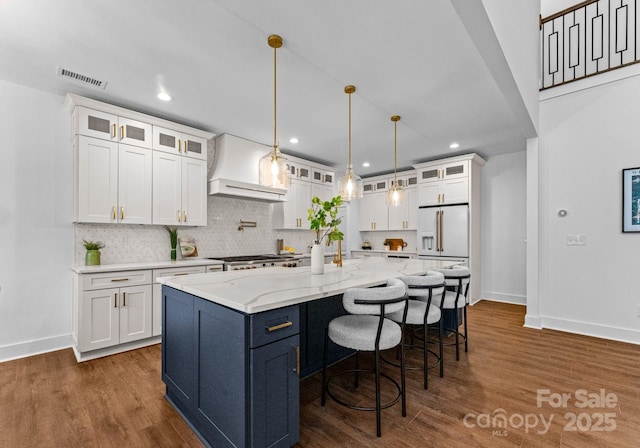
xmin=481 ymin=151 xmax=527 ymax=304
xmin=536 ymin=73 xmax=640 ymax=343
xmin=0 ymin=80 xmax=74 ymax=360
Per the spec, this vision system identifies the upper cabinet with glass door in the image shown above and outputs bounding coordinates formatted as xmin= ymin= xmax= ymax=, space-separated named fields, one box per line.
xmin=152 ymin=126 xmax=207 ymax=160
xmin=73 ymin=107 xmax=152 ymax=149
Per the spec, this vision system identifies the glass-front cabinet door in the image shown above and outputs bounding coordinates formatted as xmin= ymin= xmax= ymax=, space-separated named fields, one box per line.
xmin=77 ymin=107 xmax=118 ymax=141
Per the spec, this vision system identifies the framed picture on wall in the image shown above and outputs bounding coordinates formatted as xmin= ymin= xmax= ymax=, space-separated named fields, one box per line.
xmin=622 ymin=167 xmax=640 ymax=232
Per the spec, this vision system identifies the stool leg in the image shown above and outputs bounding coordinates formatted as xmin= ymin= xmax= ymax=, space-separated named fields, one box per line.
xmin=400 ymin=332 xmax=407 ymax=417
xmin=438 ymin=317 xmax=444 ymax=378
xmin=375 ymin=347 xmax=381 ymax=437
xmin=321 ymin=328 xmax=329 ymax=406
xmin=463 ymin=305 xmax=468 ymax=353
xmin=423 ymin=320 xmax=428 ymax=389
xmin=354 ymin=351 xmax=360 ymax=388
xmin=454 ymin=308 xmax=460 ymax=361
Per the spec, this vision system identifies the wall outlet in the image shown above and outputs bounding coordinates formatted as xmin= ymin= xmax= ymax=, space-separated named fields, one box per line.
xmin=566 ymin=234 xmax=587 ymax=245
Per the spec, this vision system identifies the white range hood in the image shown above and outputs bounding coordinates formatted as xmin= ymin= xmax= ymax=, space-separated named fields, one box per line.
xmin=209 ymin=134 xmax=287 ymax=202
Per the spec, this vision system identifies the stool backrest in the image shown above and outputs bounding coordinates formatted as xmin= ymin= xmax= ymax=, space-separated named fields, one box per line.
xmin=343 ymin=278 xmax=406 ymax=316
xmin=399 ymin=271 xmax=445 ymax=309
xmin=437 ymin=266 xmax=470 ymax=305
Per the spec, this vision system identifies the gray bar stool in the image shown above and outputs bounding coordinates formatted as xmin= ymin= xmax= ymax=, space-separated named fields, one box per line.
xmin=321 ymin=278 xmax=408 ymax=437
xmin=385 ymin=271 xmax=445 ymax=389
xmin=435 ymin=266 xmax=471 ymax=361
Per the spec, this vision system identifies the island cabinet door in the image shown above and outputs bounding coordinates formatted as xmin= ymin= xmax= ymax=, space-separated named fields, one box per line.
xmin=162 ymin=287 xmax=197 ymax=414
xmin=250 ymin=334 xmax=300 ymax=448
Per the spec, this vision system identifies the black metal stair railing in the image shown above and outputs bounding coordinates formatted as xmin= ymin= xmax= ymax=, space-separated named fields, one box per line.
xmin=541 ymin=0 xmax=640 ymax=90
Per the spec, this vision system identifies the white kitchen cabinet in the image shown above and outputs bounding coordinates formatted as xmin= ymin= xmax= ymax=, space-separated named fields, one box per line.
xmin=388 ymin=187 xmax=417 ymax=230
xmin=152 ymin=126 xmax=207 ymax=160
xmin=358 ymin=192 xmax=389 ymax=231
xmin=311 ymin=167 xmax=335 ymax=186
xmin=74 ymin=107 xmax=152 ymax=148
xmin=311 ymin=182 xmax=333 ymax=203
xmin=152 ymin=152 xmax=207 ymax=226
xmin=363 ymin=178 xmax=388 ymax=194
xmin=75 ymin=136 xmax=152 ymax=224
xmin=417 ymin=160 xmax=469 ymax=206
xmin=274 ymin=155 xmax=335 ymax=230
xmin=351 ymin=250 xmax=383 ymax=259
xmin=413 ymin=153 xmax=485 ymax=301
xmin=276 ymin=177 xmax=311 ymax=229
xmin=77 ymin=270 xmax=152 ymax=353
xmin=152 ymin=266 xmax=209 ymax=337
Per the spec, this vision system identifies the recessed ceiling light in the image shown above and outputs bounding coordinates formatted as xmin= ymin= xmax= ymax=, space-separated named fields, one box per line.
xmin=449 ymin=142 xmax=460 ymax=149
xmin=289 ymin=137 xmax=299 ymax=144
xmin=157 ymin=92 xmax=173 ymax=101
xmin=362 ymin=162 xmax=370 ymax=167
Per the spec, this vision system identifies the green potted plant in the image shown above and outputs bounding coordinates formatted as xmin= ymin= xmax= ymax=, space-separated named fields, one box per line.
xmin=307 ymin=195 xmax=343 ymax=274
xmin=165 ymin=226 xmax=179 ymax=261
xmin=82 ymin=239 xmax=105 ymax=266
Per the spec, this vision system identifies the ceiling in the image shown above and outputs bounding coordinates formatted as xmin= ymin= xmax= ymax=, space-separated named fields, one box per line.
xmin=0 ymin=0 xmax=537 ymax=176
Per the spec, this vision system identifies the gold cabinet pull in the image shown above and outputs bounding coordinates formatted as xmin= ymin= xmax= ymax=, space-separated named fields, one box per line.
xmin=295 ymin=346 xmax=300 ymax=375
xmin=112 ymin=206 xmax=117 ymax=220
xmin=184 ymin=140 xmax=187 ymax=153
xmin=178 ymin=139 xmax=182 ymax=153
xmin=173 ymin=273 xmax=189 ymax=276
xmin=114 ymin=293 xmax=117 ymax=308
xmin=183 ymin=210 xmax=187 ymax=222
xmin=122 ymin=292 xmax=126 ymax=307
xmin=442 ymin=194 xmax=445 ymax=203
xmin=120 ymin=206 xmax=124 ymax=220
xmin=120 ymin=125 xmax=124 ymax=140
xmin=267 ymin=321 xmax=293 ymax=332
xmin=177 ymin=210 xmax=182 ymax=222
xmin=111 ymin=278 xmax=129 ymax=282
xmin=112 ymin=123 xmax=116 ymax=138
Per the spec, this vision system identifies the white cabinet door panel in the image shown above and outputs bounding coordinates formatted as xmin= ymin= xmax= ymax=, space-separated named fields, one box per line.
xmin=77 ymin=136 xmax=118 ymax=223
xmin=80 ymin=288 xmax=119 ymax=352
xmin=153 ymin=151 xmax=182 ymax=225
xmin=118 ymin=145 xmax=152 ymax=224
xmin=77 ymin=108 xmax=118 ymax=141
xmin=153 ymin=126 xmax=181 ymax=155
xmin=441 ymin=178 xmax=469 ymax=205
xmin=152 ymin=283 xmax=162 ymax=337
xmin=119 ymin=285 xmax=152 ymax=344
xmin=182 ymin=157 xmax=207 ymax=226
xmin=118 ymin=117 xmax=152 ymax=148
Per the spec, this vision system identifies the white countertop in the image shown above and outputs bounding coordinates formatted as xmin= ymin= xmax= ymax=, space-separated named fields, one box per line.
xmin=351 ymin=249 xmax=418 ymax=254
xmin=71 ymin=258 xmax=224 ymax=274
xmin=158 ymin=257 xmax=459 ymax=314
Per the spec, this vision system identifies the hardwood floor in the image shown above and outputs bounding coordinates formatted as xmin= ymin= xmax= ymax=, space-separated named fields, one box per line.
xmin=1 ymin=301 xmax=639 ymax=447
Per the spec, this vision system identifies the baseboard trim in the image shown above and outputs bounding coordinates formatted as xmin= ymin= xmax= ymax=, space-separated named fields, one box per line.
xmin=539 ymin=316 xmax=640 ymax=345
xmin=73 ymin=336 xmax=162 ymax=362
xmin=0 ymin=333 xmax=73 ymax=363
xmin=480 ymin=292 xmax=526 ymax=305
xmin=524 ymin=315 xmax=542 ymax=329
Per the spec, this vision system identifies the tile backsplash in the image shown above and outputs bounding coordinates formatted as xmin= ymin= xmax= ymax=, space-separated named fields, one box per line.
xmin=76 ymin=196 xmax=328 ymax=264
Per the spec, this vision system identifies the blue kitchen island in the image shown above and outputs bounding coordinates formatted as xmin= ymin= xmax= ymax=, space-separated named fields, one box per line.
xmin=159 ymin=258 xmax=457 ymax=448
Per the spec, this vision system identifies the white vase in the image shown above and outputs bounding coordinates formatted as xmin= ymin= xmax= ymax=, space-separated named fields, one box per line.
xmin=310 ymin=242 xmax=324 ymax=275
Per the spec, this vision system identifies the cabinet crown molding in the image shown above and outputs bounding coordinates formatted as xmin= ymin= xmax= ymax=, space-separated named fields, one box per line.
xmin=412 ymin=153 xmax=486 ymax=170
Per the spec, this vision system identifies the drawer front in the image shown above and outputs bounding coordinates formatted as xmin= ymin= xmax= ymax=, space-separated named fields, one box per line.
xmin=205 ymin=264 xmax=223 ymax=273
xmin=249 ymin=305 xmax=300 ymax=349
xmin=82 ymin=270 xmax=152 ymax=291
xmin=153 ymin=266 xmax=206 ymax=283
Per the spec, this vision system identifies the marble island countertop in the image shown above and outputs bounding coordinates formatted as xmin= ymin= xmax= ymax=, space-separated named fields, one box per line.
xmin=158 ymin=257 xmax=459 ymax=314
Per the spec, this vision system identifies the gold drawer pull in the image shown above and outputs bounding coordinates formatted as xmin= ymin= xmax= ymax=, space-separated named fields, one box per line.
xmin=295 ymin=346 xmax=300 ymax=375
xmin=173 ymin=273 xmax=189 ymax=276
xmin=266 ymin=321 xmax=293 ymax=332
xmin=110 ymin=278 xmax=129 ymax=282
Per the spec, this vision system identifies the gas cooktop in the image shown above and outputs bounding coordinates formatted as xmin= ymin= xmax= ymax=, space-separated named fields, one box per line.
xmin=209 ymin=254 xmax=293 ymax=263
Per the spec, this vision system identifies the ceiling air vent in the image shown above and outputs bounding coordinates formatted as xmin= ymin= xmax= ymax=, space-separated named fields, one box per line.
xmin=57 ymin=67 xmax=107 ymax=90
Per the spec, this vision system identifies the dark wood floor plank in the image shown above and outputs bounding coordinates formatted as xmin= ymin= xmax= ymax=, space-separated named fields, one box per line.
xmin=1 ymin=301 xmax=639 ymax=447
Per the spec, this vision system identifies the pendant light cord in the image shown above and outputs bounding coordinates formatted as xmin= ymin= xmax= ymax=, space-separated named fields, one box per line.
xmin=348 ymin=91 xmax=352 ymax=168
xmin=273 ymin=42 xmax=277 ymax=151
xmin=394 ymin=119 xmax=398 ymax=183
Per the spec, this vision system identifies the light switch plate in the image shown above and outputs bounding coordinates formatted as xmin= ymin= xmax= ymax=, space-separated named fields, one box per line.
xmin=566 ymin=234 xmax=587 ymax=245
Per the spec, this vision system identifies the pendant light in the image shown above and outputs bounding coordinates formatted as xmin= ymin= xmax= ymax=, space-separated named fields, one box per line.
xmin=387 ymin=115 xmax=406 ymax=207
xmin=338 ymin=85 xmax=363 ymax=201
xmin=259 ymin=34 xmax=291 ymax=189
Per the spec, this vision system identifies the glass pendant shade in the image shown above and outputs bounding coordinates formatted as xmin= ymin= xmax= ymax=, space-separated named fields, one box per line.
xmin=339 ymin=166 xmax=363 ymax=201
xmin=339 ymin=85 xmax=364 ymax=201
xmin=387 ymin=114 xmax=405 ymax=207
xmin=386 ymin=183 xmax=406 ymax=207
xmin=259 ymin=34 xmax=291 ymax=189
xmin=259 ymin=145 xmax=290 ymax=189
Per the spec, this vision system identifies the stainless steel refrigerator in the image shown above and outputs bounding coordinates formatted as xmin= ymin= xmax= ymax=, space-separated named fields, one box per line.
xmin=417 ymin=205 xmax=468 ymax=259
